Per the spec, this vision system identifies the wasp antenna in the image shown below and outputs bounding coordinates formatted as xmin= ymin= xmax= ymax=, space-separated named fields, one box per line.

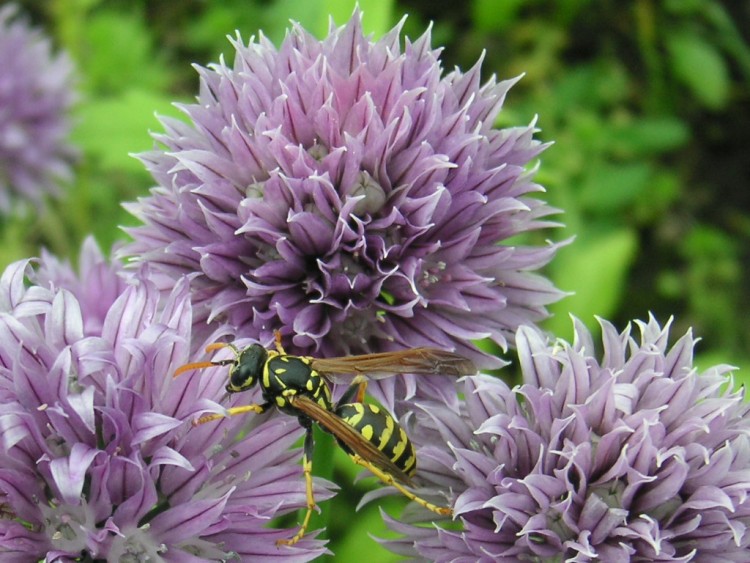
xmin=173 ymin=361 xmax=221 ymax=379
xmin=205 ymin=342 xmax=235 ymax=353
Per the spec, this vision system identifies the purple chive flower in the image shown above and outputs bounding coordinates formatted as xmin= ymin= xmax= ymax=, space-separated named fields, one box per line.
xmin=34 ymin=237 xmax=130 ymax=337
xmin=122 ymin=9 xmax=564 ymax=368
xmin=0 ymin=244 xmax=331 ymax=561
xmin=0 ymin=4 xmax=77 ymax=212
xmin=386 ymin=317 xmax=750 ymax=561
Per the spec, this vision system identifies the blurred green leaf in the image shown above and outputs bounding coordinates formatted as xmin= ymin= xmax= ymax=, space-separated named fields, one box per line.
xmin=549 ymin=63 xmax=629 ymax=117
xmin=0 ymin=213 xmax=39 ymax=268
xmin=72 ymin=89 xmax=185 ymax=173
xmin=609 ymin=117 xmax=690 ymax=155
xmin=545 ymin=229 xmax=638 ymax=340
xmin=79 ymin=9 xmax=172 ymax=94
xmin=326 ymin=0 xmax=394 ymax=35
xmin=633 ymin=169 xmax=680 ymax=223
xmin=554 ymin=0 xmax=597 ymax=23
xmin=734 ymin=372 xmax=750 ymax=397
xmin=471 ymin=0 xmax=524 ymax=32
xmin=664 ymin=0 xmax=704 ymax=16
xmin=683 ymin=223 xmax=737 ymax=257
xmin=579 ymin=162 xmax=652 ymax=212
xmin=263 ymin=0 xmax=327 ymax=41
xmin=680 ymin=224 xmax=742 ymax=350
xmin=666 ymin=29 xmax=730 ymax=109
xmin=264 ymin=0 xmax=393 ymax=42
xmin=702 ymin=1 xmax=750 ymax=82
xmin=184 ymin=1 xmax=266 ymax=57
xmin=71 ymin=0 xmax=103 ymax=10
xmin=329 ymin=501 xmax=401 ymax=562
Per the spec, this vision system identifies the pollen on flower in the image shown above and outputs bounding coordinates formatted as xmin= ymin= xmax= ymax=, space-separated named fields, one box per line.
xmin=420 ymin=261 xmax=446 ymax=287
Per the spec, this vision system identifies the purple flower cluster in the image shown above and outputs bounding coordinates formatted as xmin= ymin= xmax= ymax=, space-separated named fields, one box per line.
xmin=0 ymin=241 xmax=330 ymax=561
xmin=4 ymin=7 xmax=745 ymax=561
xmin=123 ymin=9 xmax=563 ymax=367
xmin=385 ymin=317 xmax=750 ymax=561
xmin=0 ymin=5 xmax=77 ymax=212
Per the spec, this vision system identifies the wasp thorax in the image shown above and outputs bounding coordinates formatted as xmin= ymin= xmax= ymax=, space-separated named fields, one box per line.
xmin=227 ymin=344 xmax=268 ymax=392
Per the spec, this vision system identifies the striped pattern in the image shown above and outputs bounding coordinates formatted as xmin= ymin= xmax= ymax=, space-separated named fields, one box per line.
xmin=262 ymin=353 xmax=332 ymax=411
xmin=335 ymin=402 xmax=417 ymax=476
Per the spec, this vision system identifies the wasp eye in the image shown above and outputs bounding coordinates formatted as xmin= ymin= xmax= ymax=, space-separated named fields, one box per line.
xmin=228 ymin=344 xmax=266 ymax=391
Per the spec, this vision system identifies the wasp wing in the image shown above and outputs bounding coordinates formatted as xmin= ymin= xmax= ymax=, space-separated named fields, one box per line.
xmin=309 ymin=348 xmax=476 ymax=381
xmin=290 ymin=395 xmax=413 ymax=485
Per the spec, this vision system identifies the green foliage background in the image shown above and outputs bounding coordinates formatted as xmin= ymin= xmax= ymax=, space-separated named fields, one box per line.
xmin=7 ymin=0 xmax=750 ymax=559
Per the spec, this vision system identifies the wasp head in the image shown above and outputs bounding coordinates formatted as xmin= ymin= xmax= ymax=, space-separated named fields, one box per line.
xmin=226 ymin=343 xmax=267 ymax=393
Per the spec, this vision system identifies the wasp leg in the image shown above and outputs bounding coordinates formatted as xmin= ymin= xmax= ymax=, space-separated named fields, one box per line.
xmin=337 ymin=377 xmax=369 ymax=405
xmin=277 ymin=419 xmax=317 ymax=546
xmin=348 ymin=453 xmax=452 ymax=516
xmin=273 ymin=330 xmax=287 ymax=354
xmin=192 ymin=403 xmax=268 ymax=426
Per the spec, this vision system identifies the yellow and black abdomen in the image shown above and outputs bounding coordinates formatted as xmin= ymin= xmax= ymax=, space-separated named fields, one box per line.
xmin=334 ymin=402 xmax=417 ymax=478
xmin=262 ymin=354 xmax=333 ymax=413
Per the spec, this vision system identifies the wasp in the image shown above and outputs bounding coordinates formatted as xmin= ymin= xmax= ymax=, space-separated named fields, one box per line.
xmin=174 ymin=332 xmax=476 ymax=546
